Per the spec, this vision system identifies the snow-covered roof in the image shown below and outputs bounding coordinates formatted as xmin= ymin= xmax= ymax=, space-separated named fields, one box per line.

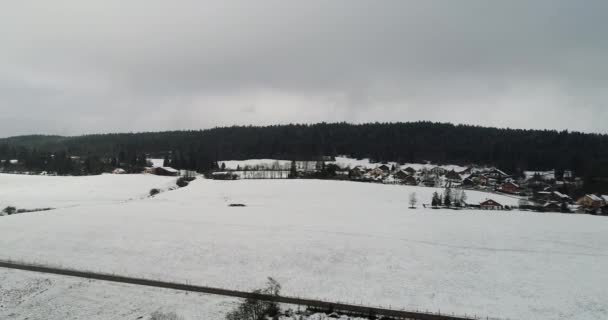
xmin=587 ymin=194 xmax=602 ymax=201
xmin=148 ymin=158 xmax=165 ymax=167
xmin=601 ymin=195 xmax=608 ymax=202
xmin=490 ymin=168 xmax=509 ymax=176
xmin=159 ymin=167 xmax=178 ymax=173
xmin=553 ymin=191 xmax=571 ymax=199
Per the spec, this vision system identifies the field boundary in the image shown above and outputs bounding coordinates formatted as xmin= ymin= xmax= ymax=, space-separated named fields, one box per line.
xmin=0 ymin=259 xmax=499 ymax=320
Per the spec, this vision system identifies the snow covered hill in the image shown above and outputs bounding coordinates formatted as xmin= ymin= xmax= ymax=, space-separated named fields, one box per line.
xmin=0 ymin=177 xmax=607 ymax=319
xmin=0 ymin=173 xmax=177 ymax=210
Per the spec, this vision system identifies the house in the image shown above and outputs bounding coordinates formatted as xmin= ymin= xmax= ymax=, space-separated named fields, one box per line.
xmin=155 ymin=167 xmax=179 ymax=176
xmin=543 ymin=202 xmax=562 ymax=212
xmin=486 ymin=168 xmax=509 ymax=180
xmin=462 ymin=177 xmax=475 ymax=187
xmin=349 ymin=166 xmax=365 ymax=179
xmin=479 ymin=199 xmax=503 ymax=210
xmin=112 ymin=168 xmax=126 ymax=174
xmin=430 ymin=167 xmax=447 ymax=176
xmin=477 ymin=175 xmax=489 ymax=186
xmin=445 ymin=170 xmax=462 ymax=183
xmin=369 ymin=167 xmax=386 ymax=178
xmin=576 ymin=194 xmax=604 ymax=209
xmin=394 ymin=170 xmax=410 ymax=180
xmin=401 ymin=175 xmax=418 ymax=186
xmin=403 ymin=167 xmax=416 ymax=175
xmin=498 ymin=182 xmax=520 ymax=194
xmin=378 ymin=164 xmax=391 ymax=173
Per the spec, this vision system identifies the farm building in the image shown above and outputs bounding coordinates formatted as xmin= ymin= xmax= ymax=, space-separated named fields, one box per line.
xmin=479 ymin=199 xmax=503 ymax=210
xmin=154 ymin=167 xmax=179 ymax=176
xmin=576 ymin=194 xmax=604 ymax=209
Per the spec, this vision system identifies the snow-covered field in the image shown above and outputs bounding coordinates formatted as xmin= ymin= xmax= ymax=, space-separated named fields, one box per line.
xmin=0 ymin=173 xmax=177 ymax=209
xmin=0 ymin=268 xmax=237 ymax=320
xmin=1 ymin=177 xmax=607 ymax=319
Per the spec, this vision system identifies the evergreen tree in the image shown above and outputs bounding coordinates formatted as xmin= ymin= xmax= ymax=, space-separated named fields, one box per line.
xmin=444 ymin=187 xmax=452 ymax=207
xmin=289 ymin=160 xmax=297 ymax=178
xmin=431 ymin=191 xmax=440 ymax=208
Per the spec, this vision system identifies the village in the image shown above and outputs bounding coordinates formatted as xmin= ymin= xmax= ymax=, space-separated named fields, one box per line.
xmin=2 ymin=155 xmax=607 ymax=216
xmin=207 ymin=158 xmax=608 ymax=215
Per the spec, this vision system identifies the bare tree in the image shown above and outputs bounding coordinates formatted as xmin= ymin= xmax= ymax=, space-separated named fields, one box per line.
xmin=409 ymin=192 xmax=417 ymax=208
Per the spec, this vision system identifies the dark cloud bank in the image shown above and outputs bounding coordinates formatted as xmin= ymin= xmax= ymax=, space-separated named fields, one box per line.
xmin=1 ymin=0 xmax=607 ymax=137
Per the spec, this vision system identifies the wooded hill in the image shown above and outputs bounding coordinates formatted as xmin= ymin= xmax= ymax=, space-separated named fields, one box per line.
xmin=1 ymin=122 xmax=607 ymax=191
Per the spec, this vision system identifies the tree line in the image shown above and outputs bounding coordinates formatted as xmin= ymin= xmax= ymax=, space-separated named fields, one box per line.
xmin=1 ymin=122 xmax=607 ymax=191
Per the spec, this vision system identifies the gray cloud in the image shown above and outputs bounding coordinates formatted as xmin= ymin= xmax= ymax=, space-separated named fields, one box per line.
xmin=1 ymin=0 xmax=607 ymax=136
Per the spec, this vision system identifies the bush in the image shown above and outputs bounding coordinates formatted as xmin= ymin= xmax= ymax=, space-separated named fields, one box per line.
xmin=149 ymin=188 xmax=161 ymax=197
xmin=2 ymin=206 xmax=17 ymax=215
xmin=176 ymin=176 xmax=196 ymax=187
xmin=225 ymin=278 xmax=281 ymax=320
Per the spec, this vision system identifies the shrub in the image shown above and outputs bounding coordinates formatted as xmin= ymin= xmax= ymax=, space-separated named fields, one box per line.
xmin=176 ymin=177 xmax=189 ymax=188
xmin=225 ymin=278 xmax=281 ymax=320
xmin=149 ymin=188 xmax=161 ymax=197
xmin=2 ymin=206 xmax=17 ymax=215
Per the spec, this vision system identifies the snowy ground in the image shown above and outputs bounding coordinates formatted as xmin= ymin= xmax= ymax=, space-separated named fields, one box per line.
xmin=0 ymin=173 xmax=177 ymax=210
xmin=1 ymin=178 xmax=607 ymax=319
xmin=0 ymin=268 xmax=237 ymax=320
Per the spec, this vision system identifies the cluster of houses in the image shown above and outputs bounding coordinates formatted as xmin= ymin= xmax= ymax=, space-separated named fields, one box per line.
xmin=347 ymin=163 xmax=608 ymax=214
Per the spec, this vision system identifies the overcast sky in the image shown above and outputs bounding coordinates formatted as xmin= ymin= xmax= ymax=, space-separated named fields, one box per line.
xmin=1 ymin=1 xmax=607 ymax=137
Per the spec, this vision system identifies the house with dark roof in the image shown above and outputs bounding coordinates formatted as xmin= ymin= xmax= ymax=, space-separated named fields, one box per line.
xmin=497 ymin=182 xmax=520 ymax=194
xmin=479 ymin=199 xmax=503 ymax=210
